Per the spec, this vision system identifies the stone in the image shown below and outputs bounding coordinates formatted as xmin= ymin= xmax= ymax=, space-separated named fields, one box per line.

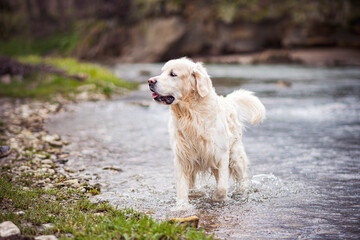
xmin=14 ymin=211 xmax=25 ymax=216
xmin=34 ymin=154 xmax=47 ymax=159
xmin=41 ymin=223 xmax=55 ymax=230
xmin=41 ymin=159 xmax=53 ymax=164
xmin=43 ymin=184 xmax=54 ymax=190
xmin=42 ymin=135 xmax=60 ymax=143
xmin=169 ymin=216 xmax=199 ymax=228
xmin=18 ymin=165 xmax=31 ymax=172
xmin=41 ymin=164 xmax=52 ymax=169
xmin=35 ymin=235 xmax=58 ymax=240
xmin=64 ymin=179 xmax=80 ymax=188
xmin=77 ymin=84 xmax=96 ymax=91
xmin=0 ymin=221 xmax=21 ymax=237
xmin=48 ymin=141 xmax=63 ymax=147
xmin=1 ymin=74 xmax=11 ymax=84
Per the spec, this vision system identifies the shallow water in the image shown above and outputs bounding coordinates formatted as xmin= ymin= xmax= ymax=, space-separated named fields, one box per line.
xmin=47 ymin=64 xmax=360 ymax=239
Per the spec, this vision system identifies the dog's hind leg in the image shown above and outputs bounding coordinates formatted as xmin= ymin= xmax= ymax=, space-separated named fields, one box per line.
xmin=189 ymin=171 xmax=197 ymax=189
xmin=229 ymin=140 xmax=248 ymax=183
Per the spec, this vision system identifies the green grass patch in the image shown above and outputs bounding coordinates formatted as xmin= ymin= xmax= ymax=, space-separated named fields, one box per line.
xmin=0 ymin=176 xmax=212 ymax=239
xmin=0 ymin=56 xmax=137 ymax=99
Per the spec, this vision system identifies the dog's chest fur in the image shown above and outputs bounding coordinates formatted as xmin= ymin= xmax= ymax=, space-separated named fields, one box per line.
xmin=169 ymin=100 xmax=232 ymax=171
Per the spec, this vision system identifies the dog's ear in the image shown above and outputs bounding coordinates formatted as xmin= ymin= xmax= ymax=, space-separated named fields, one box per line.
xmin=192 ymin=62 xmax=212 ymax=97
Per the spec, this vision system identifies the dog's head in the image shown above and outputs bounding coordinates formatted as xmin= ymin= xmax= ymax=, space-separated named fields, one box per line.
xmin=148 ymin=57 xmax=213 ymax=105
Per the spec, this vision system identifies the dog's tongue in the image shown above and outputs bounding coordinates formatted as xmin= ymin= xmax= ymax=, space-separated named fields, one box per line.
xmin=152 ymin=92 xmax=159 ymax=98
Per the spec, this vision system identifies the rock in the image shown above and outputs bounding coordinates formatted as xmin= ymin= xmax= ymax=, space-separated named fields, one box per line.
xmin=41 ymin=164 xmax=52 ymax=169
xmin=34 ymin=154 xmax=47 ymax=159
xmin=64 ymin=167 xmax=76 ymax=173
xmin=1 ymin=74 xmax=11 ymax=84
xmin=76 ymin=92 xmax=89 ymax=101
xmin=41 ymin=223 xmax=55 ymax=230
xmin=0 ymin=221 xmax=21 ymax=237
xmin=77 ymin=84 xmax=96 ymax=91
xmin=42 ymin=135 xmax=60 ymax=143
xmin=18 ymin=165 xmax=31 ymax=172
xmin=169 ymin=216 xmax=199 ymax=228
xmin=102 ymin=167 xmax=123 ymax=172
xmin=48 ymin=140 xmax=63 ymax=147
xmin=41 ymin=159 xmax=53 ymax=164
xmin=64 ymin=179 xmax=80 ymax=188
xmin=276 ymin=80 xmax=292 ymax=88
xmin=35 ymin=235 xmax=58 ymax=240
xmin=122 ymin=17 xmax=186 ymax=62
xmin=43 ymin=184 xmax=54 ymax=190
xmin=14 ymin=211 xmax=25 ymax=216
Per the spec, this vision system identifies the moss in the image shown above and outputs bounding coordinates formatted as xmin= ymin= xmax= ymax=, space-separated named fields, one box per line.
xmin=0 ymin=56 xmax=137 ymax=99
xmin=0 ymin=176 xmax=212 ymax=239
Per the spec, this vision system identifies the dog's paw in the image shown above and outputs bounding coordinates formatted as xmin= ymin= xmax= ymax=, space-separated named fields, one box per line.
xmin=213 ymin=188 xmax=229 ymax=201
xmin=171 ymin=200 xmax=194 ymax=211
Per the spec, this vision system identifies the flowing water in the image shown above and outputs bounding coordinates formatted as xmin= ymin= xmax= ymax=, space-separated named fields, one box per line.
xmin=47 ymin=64 xmax=360 ymax=239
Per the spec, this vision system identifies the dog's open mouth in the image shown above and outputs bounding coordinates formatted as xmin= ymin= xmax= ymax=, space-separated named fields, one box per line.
xmin=151 ymin=91 xmax=175 ymax=105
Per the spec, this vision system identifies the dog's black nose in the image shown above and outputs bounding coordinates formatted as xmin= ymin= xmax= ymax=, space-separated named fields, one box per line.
xmin=148 ymin=78 xmax=157 ymax=85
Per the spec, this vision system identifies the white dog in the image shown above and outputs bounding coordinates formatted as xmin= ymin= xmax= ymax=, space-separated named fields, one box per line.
xmin=148 ymin=58 xmax=265 ymax=210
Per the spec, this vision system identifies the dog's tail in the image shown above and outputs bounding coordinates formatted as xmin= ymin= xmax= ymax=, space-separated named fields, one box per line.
xmin=226 ymin=89 xmax=266 ymax=125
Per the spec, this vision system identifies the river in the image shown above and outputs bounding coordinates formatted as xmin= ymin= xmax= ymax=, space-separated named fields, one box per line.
xmin=47 ymin=63 xmax=360 ymax=239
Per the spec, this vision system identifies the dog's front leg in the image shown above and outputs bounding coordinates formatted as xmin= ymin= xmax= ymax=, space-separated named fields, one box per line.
xmin=172 ymin=157 xmax=193 ymax=211
xmin=213 ymin=154 xmax=230 ymax=201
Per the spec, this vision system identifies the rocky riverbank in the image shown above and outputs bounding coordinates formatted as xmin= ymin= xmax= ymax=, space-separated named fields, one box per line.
xmin=0 ymin=97 xmax=209 ymax=239
xmin=0 ymin=99 xmax=101 ymax=239
xmin=0 ymin=98 xmax=101 ymax=192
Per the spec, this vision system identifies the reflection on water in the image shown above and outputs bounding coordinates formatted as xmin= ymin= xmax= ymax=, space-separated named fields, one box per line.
xmin=47 ymin=64 xmax=360 ymax=239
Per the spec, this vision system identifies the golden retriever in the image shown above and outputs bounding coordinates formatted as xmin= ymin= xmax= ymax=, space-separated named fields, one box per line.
xmin=148 ymin=57 xmax=265 ymax=210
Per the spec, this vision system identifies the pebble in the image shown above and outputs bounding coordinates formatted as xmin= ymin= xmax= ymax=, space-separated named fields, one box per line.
xmin=35 ymin=235 xmax=58 ymax=240
xmin=18 ymin=165 xmax=31 ymax=172
xmin=41 ymin=159 xmax=53 ymax=164
xmin=64 ymin=179 xmax=80 ymax=188
xmin=0 ymin=221 xmax=20 ymax=237
xmin=14 ymin=211 xmax=25 ymax=216
xmin=42 ymin=164 xmax=52 ymax=169
xmin=41 ymin=223 xmax=55 ymax=230
xmin=34 ymin=154 xmax=47 ymax=159
xmin=48 ymin=140 xmax=63 ymax=147
xmin=44 ymin=184 xmax=54 ymax=190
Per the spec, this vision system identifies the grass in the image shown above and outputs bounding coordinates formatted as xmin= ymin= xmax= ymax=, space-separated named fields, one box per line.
xmin=0 ymin=55 xmax=137 ymax=99
xmin=0 ymin=176 xmax=212 ymax=239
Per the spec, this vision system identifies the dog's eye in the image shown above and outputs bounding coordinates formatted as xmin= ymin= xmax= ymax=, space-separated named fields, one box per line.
xmin=170 ymin=72 xmax=177 ymax=77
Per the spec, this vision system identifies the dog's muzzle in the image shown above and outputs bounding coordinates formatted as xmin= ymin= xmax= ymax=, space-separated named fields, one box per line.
xmin=148 ymin=78 xmax=175 ymax=105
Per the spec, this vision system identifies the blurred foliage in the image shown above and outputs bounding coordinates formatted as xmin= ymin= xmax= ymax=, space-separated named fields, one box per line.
xmin=214 ymin=0 xmax=360 ymax=24
xmin=0 ymin=32 xmax=80 ymax=56
xmin=0 ymin=0 xmax=358 ymax=59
